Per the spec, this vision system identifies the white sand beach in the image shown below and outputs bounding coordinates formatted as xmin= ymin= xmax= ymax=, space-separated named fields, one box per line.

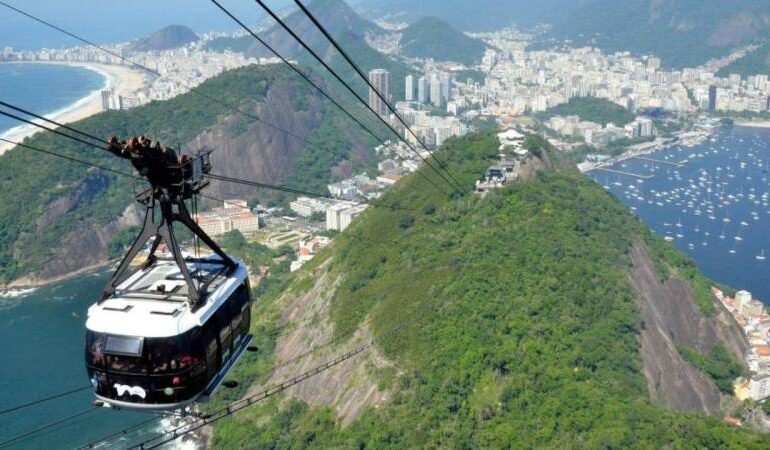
xmin=0 ymin=62 xmax=148 ymax=155
xmin=735 ymin=120 xmax=770 ymax=129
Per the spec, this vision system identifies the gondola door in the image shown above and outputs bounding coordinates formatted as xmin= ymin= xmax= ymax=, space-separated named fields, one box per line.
xmin=203 ymin=322 xmax=219 ymax=382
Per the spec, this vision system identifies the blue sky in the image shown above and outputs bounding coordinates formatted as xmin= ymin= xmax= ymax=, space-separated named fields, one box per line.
xmin=0 ymin=0 xmax=295 ymax=50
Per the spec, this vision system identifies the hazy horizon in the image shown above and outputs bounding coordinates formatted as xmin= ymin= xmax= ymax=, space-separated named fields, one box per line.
xmin=0 ymin=0 xmax=296 ymax=50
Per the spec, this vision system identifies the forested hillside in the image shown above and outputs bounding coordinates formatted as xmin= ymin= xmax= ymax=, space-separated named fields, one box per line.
xmin=128 ymin=25 xmax=199 ymax=52
xmin=206 ymin=0 xmax=382 ymax=59
xmin=209 ymin=130 xmax=768 ymax=448
xmin=206 ymin=0 xmax=414 ymax=101
xmin=548 ymin=0 xmax=770 ymax=68
xmin=537 ymin=97 xmax=635 ymax=126
xmin=0 ymin=64 xmax=383 ymax=284
xmin=718 ymin=44 xmax=770 ymax=78
xmin=399 ymin=17 xmax=488 ymax=65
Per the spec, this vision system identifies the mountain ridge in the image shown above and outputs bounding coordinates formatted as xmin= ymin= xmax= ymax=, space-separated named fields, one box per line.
xmin=128 ymin=25 xmax=199 ymax=52
xmin=399 ymin=17 xmax=489 ymax=65
xmin=546 ymin=0 xmax=770 ymax=68
xmin=0 ymin=64 xmax=381 ymax=285
xmin=209 ymin=130 xmax=768 ymax=448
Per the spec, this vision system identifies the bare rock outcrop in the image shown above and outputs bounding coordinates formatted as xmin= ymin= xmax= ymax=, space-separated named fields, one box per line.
xmin=247 ymin=260 xmax=391 ymax=426
xmin=20 ymin=78 xmax=333 ymax=284
xmin=630 ymin=241 xmax=749 ymax=414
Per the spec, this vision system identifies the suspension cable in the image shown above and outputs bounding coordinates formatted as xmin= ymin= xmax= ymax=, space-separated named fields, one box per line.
xmin=207 ymin=0 xmax=451 ymax=197
xmin=292 ymin=0 xmax=464 ymax=188
xmin=77 ymin=416 xmax=160 ymax=450
xmin=0 ymin=407 xmax=98 ymax=449
xmin=0 ymin=138 xmax=133 ymax=178
xmin=0 ymin=0 xmax=312 ymax=146
xmin=0 ymin=100 xmax=106 ymax=145
xmin=251 ymin=0 xmax=463 ymax=193
xmin=206 ymin=0 xmax=386 ymax=145
xmin=0 ymin=109 xmax=108 ymax=152
xmin=206 ymin=173 xmax=418 ymax=213
xmin=130 ymin=329 xmax=400 ymax=449
xmin=0 ymin=384 xmax=92 ymax=417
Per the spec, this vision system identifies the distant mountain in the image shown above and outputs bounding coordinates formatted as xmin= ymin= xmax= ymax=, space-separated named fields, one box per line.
xmin=718 ymin=44 xmax=770 ymax=78
xmin=399 ymin=17 xmax=489 ymax=65
xmin=0 ymin=64 xmax=381 ymax=284
xmin=207 ymin=0 xmax=383 ymax=58
xmin=206 ymin=0 xmax=416 ymax=100
xmin=128 ymin=25 xmax=199 ymax=52
xmin=356 ymin=0 xmax=579 ymax=31
xmin=547 ymin=0 xmax=770 ymax=68
xmin=209 ymin=130 xmax=767 ymax=448
xmin=537 ymin=97 xmax=635 ymax=126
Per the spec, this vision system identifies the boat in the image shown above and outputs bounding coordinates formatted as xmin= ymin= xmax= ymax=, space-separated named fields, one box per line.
xmin=757 ymin=250 xmax=767 ymax=261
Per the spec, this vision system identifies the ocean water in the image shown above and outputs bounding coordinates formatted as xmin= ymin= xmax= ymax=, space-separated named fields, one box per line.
xmin=0 ymin=63 xmax=105 ymax=137
xmin=2 ymin=125 xmax=770 ymax=449
xmin=0 ymin=271 xmax=171 ymax=449
xmin=588 ymin=125 xmax=770 ymax=304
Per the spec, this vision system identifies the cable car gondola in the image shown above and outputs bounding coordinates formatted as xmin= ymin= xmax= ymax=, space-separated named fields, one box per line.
xmin=84 ymin=137 xmax=254 ymax=411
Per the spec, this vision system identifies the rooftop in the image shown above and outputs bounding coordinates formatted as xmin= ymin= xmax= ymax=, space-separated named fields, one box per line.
xmin=86 ymin=256 xmax=247 ymax=338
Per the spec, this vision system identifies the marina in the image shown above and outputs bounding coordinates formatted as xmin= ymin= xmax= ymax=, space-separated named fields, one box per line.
xmin=594 ymin=167 xmax=654 ymax=179
xmin=588 ymin=125 xmax=770 ymax=305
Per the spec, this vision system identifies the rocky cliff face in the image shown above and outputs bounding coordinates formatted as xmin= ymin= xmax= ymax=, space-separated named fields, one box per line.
xmin=11 ymin=75 xmax=333 ymax=285
xmin=630 ymin=241 xmax=749 ymax=414
xmin=187 ymin=78 xmax=325 ymax=199
xmin=247 ymin=260 xmax=391 ymax=425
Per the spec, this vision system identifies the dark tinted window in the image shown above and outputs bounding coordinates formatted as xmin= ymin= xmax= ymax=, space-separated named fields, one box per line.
xmin=105 ymin=335 xmax=143 ymax=356
xmin=107 ymin=354 xmax=147 ymax=374
xmin=147 ymin=337 xmax=182 ymax=374
xmin=86 ymin=331 xmax=106 ymax=368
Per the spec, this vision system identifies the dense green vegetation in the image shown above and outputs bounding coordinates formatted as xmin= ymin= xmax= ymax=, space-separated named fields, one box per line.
xmin=0 ymin=64 xmax=378 ymax=282
xmin=678 ymin=345 xmax=745 ymax=395
xmin=549 ymin=0 xmax=770 ymax=68
xmin=454 ymin=69 xmax=486 ymax=85
xmin=537 ymin=97 xmax=636 ymax=127
xmin=128 ymin=25 xmax=198 ymax=52
xmin=211 ymin=130 xmax=765 ymax=448
xmin=106 ymin=226 xmax=140 ymax=259
xmin=399 ymin=17 xmax=488 ymax=66
xmin=205 ymin=36 xmax=254 ymax=54
xmin=718 ymin=44 xmax=770 ymax=78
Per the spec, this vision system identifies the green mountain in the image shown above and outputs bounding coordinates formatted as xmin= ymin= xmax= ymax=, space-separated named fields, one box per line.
xmin=208 ymin=131 xmax=767 ymax=448
xmin=0 ymin=64 xmax=384 ymax=285
xmin=399 ymin=17 xmax=489 ymax=65
xmin=128 ymin=25 xmax=199 ymax=52
xmin=547 ymin=0 xmax=770 ymax=69
xmin=356 ymin=0 xmax=579 ymax=31
xmin=718 ymin=44 xmax=770 ymax=78
xmin=207 ymin=0 xmax=383 ymax=58
xmin=537 ymin=97 xmax=636 ymax=126
xmin=206 ymin=0 xmax=414 ymax=102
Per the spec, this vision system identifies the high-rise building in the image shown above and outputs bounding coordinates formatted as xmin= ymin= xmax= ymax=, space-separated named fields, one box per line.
xmin=101 ymin=90 xmax=112 ymax=112
xmin=708 ymin=85 xmax=717 ymax=111
xmin=405 ymin=75 xmax=415 ymax=102
xmin=430 ymin=77 xmax=443 ymax=108
xmin=440 ymin=73 xmax=451 ymax=101
xmin=637 ymin=118 xmax=654 ymax=137
xmin=368 ymin=69 xmax=390 ymax=116
xmin=417 ymin=76 xmax=428 ymax=104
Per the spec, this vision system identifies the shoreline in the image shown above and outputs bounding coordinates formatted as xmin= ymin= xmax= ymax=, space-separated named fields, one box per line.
xmin=734 ymin=120 xmax=770 ymax=129
xmin=0 ymin=61 xmax=149 ymax=155
xmin=0 ymin=260 xmax=112 ymax=292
